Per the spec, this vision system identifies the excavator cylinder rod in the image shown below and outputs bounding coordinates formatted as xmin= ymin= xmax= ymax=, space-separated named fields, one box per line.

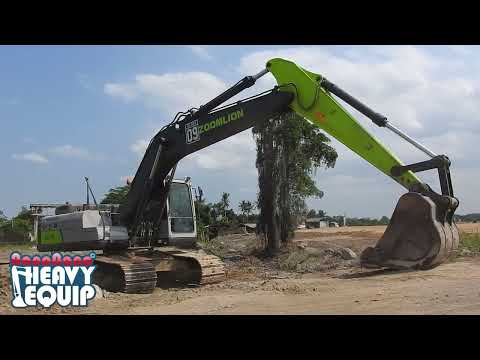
xmin=321 ymin=77 xmax=438 ymax=158
xmin=194 ymin=69 xmax=268 ymax=119
xmin=384 ymin=122 xmax=437 ymax=158
xmin=320 ymin=78 xmax=388 ymax=127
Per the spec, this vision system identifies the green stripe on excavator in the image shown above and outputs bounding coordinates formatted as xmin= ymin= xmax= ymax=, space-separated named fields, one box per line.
xmin=40 ymin=229 xmax=63 ymax=245
xmin=267 ymin=58 xmax=421 ymax=191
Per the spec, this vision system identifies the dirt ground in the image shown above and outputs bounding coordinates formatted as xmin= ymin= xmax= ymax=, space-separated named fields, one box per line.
xmin=1 ymin=223 xmax=479 ymax=315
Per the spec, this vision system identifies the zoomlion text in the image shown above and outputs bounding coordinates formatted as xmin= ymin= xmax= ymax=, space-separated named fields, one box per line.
xmin=185 ymin=108 xmax=245 ymax=144
xmin=198 ymin=109 xmax=245 ymax=135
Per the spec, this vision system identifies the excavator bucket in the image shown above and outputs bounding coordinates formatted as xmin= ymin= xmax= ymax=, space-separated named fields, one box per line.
xmin=360 ymin=192 xmax=460 ymax=270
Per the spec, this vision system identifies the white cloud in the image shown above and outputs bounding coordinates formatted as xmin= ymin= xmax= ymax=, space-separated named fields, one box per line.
xmin=104 ymin=83 xmax=138 ymax=102
xmin=104 ymin=72 xmax=226 ymax=116
xmin=12 ymin=152 xmax=48 ymax=164
xmin=130 ymin=139 xmax=149 ymax=157
xmin=446 ymin=45 xmax=473 ymax=56
xmin=187 ymin=45 xmax=213 ymax=60
xmin=48 ymin=145 xmax=90 ymax=159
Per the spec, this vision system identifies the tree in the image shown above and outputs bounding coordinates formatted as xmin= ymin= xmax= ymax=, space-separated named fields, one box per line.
xmin=0 ymin=207 xmax=34 ymax=243
xmin=195 ymin=199 xmax=214 ymax=227
xmin=101 ymin=185 xmax=130 ymax=205
xmin=239 ymin=200 xmax=254 ymax=222
xmin=219 ymin=192 xmax=230 ymax=218
xmin=221 ymin=192 xmax=230 ymax=211
xmin=0 ymin=210 xmax=7 ymax=224
xmin=379 ymin=216 xmax=390 ymax=225
xmin=253 ymin=111 xmax=337 ymax=254
xmin=15 ymin=206 xmax=33 ymax=222
xmin=307 ymin=209 xmax=317 ymax=218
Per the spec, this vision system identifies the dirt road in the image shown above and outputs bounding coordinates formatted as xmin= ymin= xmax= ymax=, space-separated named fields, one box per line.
xmin=121 ymin=260 xmax=480 ymax=315
xmin=1 ymin=223 xmax=479 ymax=315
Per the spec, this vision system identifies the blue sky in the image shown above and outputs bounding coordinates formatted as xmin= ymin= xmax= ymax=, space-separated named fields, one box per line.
xmin=1 ymin=45 xmax=479 ymax=218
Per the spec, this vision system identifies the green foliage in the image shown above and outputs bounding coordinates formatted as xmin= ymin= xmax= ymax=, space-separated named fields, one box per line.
xmin=15 ymin=206 xmax=33 ymax=222
xmin=346 ymin=216 xmax=390 ymax=226
xmin=454 ymin=213 xmax=480 ymax=222
xmin=307 ymin=209 xmax=326 ymax=219
xmin=221 ymin=192 xmax=230 ymax=210
xmin=317 ymin=210 xmax=326 ymax=218
xmin=217 ymin=192 xmax=230 ymax=218
xmin=255 ymin=112 xmax=337 ymax=211
xmin=101 ymin=185 xmax=130 ymax=205
xmin=0 ymin=207 xmax=34 ymax=243
xmin=459 ymin=232 xmax=480 ymax=253
xmin=195 ymin=199 xmax=214 ymax=227
xmin=253 ymin=111 xmax=338 ymax=249
xmin=0 ymin=210 xmax=6 ymax=222
xmin=239 ymin=200 xmax=254 ymax=222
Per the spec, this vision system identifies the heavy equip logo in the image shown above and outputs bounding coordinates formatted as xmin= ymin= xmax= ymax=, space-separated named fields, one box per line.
xmin=9 ymin=252 xmax=96 ymax=308
xmin=185 ymin=108 xmax=245 ymax=144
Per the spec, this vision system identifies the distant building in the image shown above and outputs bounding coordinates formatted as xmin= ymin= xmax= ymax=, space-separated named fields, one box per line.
xmin=305 ymin=217 xmax=329 ymax=229
xmin=240 ymin=223 xmax=257 ymax=233
xmin=305 ymin=218 xmax=341 ymax=228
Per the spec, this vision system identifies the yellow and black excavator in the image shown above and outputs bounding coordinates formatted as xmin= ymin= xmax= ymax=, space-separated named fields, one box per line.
xmin=36 ymin=58 xmax=459 ymax=293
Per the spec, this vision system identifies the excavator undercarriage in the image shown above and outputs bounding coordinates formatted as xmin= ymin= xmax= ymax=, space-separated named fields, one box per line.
xmin=92 ymin=248 xmax=225 ymax=294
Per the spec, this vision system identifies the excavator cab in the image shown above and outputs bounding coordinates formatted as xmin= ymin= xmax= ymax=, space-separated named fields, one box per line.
xmin=156 ymin=179 xmax=198 ymax=248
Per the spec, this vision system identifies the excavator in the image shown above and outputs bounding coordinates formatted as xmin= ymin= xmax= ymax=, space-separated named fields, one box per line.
xmin=36 ymin=57 xmax=459 ymax=293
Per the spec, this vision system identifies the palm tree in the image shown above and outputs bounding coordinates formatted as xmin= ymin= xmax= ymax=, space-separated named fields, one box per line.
xmin=220 ymin=192 xmax=230 ymax=218
xmin=239 ymin=200 xmax=253 ymax=222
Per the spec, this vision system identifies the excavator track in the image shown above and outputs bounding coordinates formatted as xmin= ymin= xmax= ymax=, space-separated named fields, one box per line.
xmin=158 ymin=248 xmax=226 ymax=285
xmin=92 ymin=248 xmax=226 ymax=294
xmin=93 ymin=254 xmax=157 ymax=294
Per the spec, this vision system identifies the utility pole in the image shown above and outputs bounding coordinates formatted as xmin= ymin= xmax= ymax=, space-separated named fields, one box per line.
xmin=86 ymin=177 xmax=90 ymax=206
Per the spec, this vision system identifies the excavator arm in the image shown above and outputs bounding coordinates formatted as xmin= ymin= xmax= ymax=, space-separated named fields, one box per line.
xmin=266 ymin=58 xmax=459 ymax=269
xmin=121 ymin=57 xmax=460 ymax=270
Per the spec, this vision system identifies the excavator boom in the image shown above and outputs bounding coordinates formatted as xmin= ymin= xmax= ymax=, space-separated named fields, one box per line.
xmin=267 ymin=58 xmax=422 ymax=190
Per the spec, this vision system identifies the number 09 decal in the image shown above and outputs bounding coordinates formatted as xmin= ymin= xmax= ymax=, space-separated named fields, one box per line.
xmin=186 ymin=126 xmax=200 ymax=144
xmin=185 ymin=119 xmax=200 ymax=144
